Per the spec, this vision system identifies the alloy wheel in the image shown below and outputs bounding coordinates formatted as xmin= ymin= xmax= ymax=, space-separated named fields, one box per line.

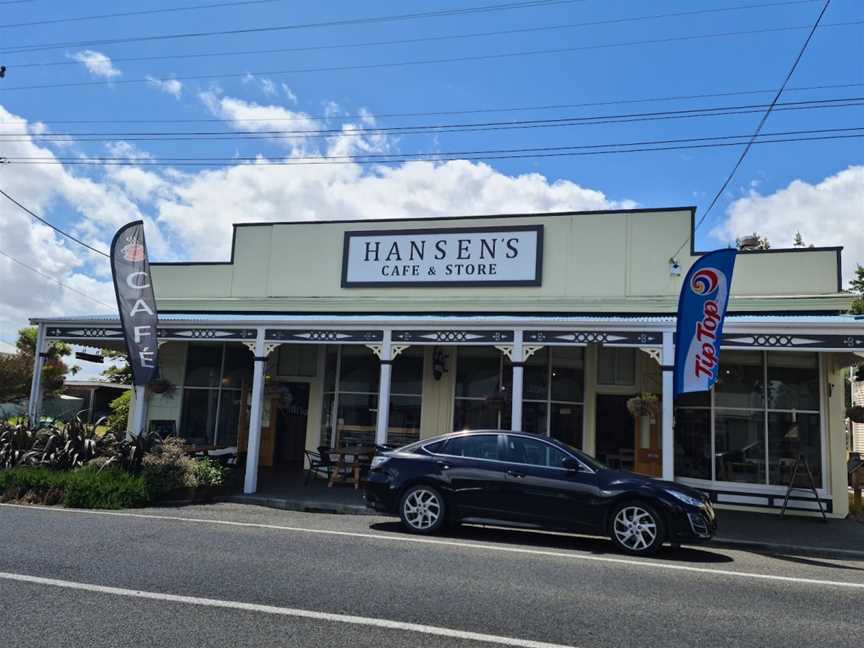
xmin=612 ymin=505 xmax=658 ymax=552
xmin=402 ymin=488 xmax=442 ymax=531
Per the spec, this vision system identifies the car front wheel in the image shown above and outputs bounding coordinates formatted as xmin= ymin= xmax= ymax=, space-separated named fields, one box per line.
xmin=610 ymin=502 xmax=664 ymax=556
xmin=399 ymin=485 xmax=446 ymax=534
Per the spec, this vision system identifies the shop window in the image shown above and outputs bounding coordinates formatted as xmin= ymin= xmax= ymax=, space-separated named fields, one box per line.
xmin=320 ymin=345 xmax=423 ymax=448
xmin=673 ymin=351 xmax=822 ymax=487
xmin=452 ymin=346 xmax=584 ymax=448
xmin=597 ymin=347 xmax=636 ymax=386
xmin=179 ymin=343 xmax=250 ymax=448
xmin=276 ymin=344 xmax=318 ymax=378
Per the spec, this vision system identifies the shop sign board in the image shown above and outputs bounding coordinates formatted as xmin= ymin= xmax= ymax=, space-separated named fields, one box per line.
xmin=341 ymin=225 xmax=543 ymax=287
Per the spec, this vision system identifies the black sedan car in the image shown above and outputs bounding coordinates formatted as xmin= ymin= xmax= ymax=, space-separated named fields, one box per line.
xmin=365 ymin=430 xmax=716 ymax=556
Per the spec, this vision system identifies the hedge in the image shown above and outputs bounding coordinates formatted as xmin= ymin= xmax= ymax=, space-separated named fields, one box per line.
xmin=0 ymin=465 xmax=150 ymax=509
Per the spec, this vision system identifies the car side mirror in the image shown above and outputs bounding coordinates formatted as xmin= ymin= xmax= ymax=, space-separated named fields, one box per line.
xmin=561 ymin=457 xmax=582 ymax=472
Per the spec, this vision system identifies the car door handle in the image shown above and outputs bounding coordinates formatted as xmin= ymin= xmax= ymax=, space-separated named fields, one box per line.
xmin=507 ymin=470 xmax=526 ymax=478
xmin=435 ymin=460 xmax=451 ymax=470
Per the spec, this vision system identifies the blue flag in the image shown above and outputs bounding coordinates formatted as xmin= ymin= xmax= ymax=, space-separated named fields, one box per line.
xmin=674 ymin=249 xmax=737 ymax=396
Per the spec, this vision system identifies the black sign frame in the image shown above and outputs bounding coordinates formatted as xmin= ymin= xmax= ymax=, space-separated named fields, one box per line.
xmin=340 ymin=224 xmax=543 ymax=288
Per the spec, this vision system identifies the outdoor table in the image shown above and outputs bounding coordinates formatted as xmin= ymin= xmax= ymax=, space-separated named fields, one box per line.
xmin=326 ymin=446 xmax=377 ymax=489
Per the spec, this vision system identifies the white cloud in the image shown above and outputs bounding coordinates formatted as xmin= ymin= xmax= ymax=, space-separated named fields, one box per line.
xmin=711 ymin=166 xmax=864 ymax=285
xmin=282 ymin=84 xmax=298 ymax=104
xmin=69 ymin=50 xmax=121 ymax=79
xmin=146 ymin=76 xmax=182 ymax=98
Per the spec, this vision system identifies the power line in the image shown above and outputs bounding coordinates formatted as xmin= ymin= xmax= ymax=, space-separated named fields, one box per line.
xmin=2 ymin=97 xmax=861 ymax=142
xmin=672 ymin=0 xmax=832 ymax=258
xmin=0 ymin=0 xmax=586 ymax=54
xmin=0 ymin=248 xmax=115 ymax=310
xmin=6 ymin=82 xmax=861 ymax=125
xmin=1 ymin=20 xmax=859 ymax=94
xmin=7 ymin=1 xmax=821 ymax=69
xmin=0 ymin=0 xmax=284 ymax=30
xmin=5 ymin=127 xmax=860 ymax=167
xmin=0 ymin=189 xmax=110 ymax=258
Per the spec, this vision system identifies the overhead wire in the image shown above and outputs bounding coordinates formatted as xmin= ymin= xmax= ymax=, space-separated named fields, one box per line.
xmin=0 ymin=248 xmax=115 ymax=309
xmin=0 ymin=0 xmax=587 ymax=54
xmin=4 ymin=127 xmax=861 ymax=167
xmin=6 ymin=82 xmax=862 ymax=125
xmin=1 ymin=20 xmax=859 ymax=94
xmin=0 ymin=0 xmax=285 ymax=30
xmin=1 ymin=97 xmax=860 ymax=141
xmin=671 ymin=0 xmax=833 ymax=258
xmin=0 ymin=189 xmax=110 ymax=258
xmin=6 ymin=1 xmax=823 ymax=69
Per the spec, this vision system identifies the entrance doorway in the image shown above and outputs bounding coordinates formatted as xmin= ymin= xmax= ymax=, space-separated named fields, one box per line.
xmin=595 ymin=394 xmax=635 ymax=472
xmin=272 ymin=382 xmax=310 ymax=472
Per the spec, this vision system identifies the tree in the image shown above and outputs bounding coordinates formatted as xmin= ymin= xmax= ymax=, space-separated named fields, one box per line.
xmin=100 ymin=350 xmax=133 ymax=385
xmin=793 ymin=231 xmax=805 ymax=247
xmin=0 ymin=327 xmax=77 ymax=402
xmin=736 ymin=233 xmax=770 ymax=251
xmin=849 ymin=263 xmax=864 ymax=315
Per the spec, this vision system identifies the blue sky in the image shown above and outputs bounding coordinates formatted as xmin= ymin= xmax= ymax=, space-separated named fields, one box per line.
xmin=0 ymin=0 xmax=862 ymax=360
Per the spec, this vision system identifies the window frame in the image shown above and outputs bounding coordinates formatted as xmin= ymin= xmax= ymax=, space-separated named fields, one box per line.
xmin=179 ymin=342 xmax=247 ymax=448
xmin=674 ymin=351 xmax=827 ymax=492
xmin=321 ymin=345 xmax=424 ymax=448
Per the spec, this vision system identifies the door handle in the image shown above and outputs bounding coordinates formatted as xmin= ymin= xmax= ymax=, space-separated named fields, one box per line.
xmin=435 ymin=460 xmax=451 ymax=470
xmin=507 ymin=470 xmax=526 ymax=478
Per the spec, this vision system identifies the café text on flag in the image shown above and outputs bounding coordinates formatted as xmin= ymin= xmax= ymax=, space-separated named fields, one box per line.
xmin=110 ymin=221 xmax=159 ymax=386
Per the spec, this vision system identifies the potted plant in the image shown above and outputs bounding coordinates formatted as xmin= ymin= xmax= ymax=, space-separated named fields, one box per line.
xmin=626 ymin=393 xmax=659 ymax=418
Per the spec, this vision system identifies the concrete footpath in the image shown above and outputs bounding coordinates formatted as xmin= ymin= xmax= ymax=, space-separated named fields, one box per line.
xmin=711 ymin=509 xmax=864 ymax=558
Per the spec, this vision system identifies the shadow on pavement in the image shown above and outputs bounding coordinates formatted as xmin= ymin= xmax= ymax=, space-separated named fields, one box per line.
xmin=368 ymin=520 xmax=733 ymax=564
xmin=750 ymin=551 xmax=864 ymax=572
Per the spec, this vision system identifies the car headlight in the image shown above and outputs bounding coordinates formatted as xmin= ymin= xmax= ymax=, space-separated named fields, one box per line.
xmin=665 ymin=489 xmax=703 ymax=507
xmin=370 ymin=455 xmax=390 ymax=470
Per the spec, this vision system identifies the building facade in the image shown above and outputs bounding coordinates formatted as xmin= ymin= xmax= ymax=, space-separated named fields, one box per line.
xmin=29 ymin=207 xmax=862 ymax=517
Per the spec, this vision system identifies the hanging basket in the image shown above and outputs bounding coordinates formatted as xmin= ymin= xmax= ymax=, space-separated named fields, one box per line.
xmin=626 ymin=394 xmax=659 ymax=418
xmin=847 ymin=405 xmax=864 ymax=424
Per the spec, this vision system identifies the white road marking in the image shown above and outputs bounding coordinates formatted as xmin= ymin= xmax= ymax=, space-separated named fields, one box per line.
xmin=0 ymin=570 xmax=575 ymax=648
xmin=2 ymin=503 xmax=864 ymax=590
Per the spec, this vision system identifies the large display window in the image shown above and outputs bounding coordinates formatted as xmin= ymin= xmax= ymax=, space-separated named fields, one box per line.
xmin=674 ymin=351 xmax=823 ymax=488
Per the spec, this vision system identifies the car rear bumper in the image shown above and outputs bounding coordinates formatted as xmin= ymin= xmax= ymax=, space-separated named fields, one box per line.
xmin=364 ymin=473 xmax=400 ymax=514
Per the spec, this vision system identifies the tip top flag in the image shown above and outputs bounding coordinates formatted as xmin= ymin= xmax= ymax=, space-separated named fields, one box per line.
xmin=110 ymin=221 xmax=159 ymax=386
xmin=674 ymin=249 xmax=737 ymax=396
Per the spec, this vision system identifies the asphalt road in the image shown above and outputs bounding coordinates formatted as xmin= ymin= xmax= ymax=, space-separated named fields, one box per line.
xmin=0 ymin=502 xmax=861 ymax=648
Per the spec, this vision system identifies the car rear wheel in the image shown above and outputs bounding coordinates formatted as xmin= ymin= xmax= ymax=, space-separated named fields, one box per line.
xmin=399 ymin=485 xmax=446 ymax=534
xmin=610 ymin=502 xmax=664 ymax=556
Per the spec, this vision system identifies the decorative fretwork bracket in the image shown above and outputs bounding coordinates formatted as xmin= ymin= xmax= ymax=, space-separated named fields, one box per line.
xmin=365 ymin=343 xmax=409 ymax=361
xmin=639 ymin=347 xmax=662 ymax=365
xmin=495 ymin=344 xmax=542 ymax=362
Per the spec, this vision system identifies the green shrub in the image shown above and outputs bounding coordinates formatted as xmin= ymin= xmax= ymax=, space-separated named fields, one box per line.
xmin=107 ymin=390 xmax=131 ymax=434
xmin=0 ymin=466 xmax=70 ymax=505
xmin=141 ymin=437 xmax=196 ymax=498
xmin=63 ymin=466 xmax=149 ymax=509
xmin=192 ymin=457 xmax=225 ymax=488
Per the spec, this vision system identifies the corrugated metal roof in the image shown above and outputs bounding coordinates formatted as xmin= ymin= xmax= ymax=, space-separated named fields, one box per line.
xmin=31 ymin=312 xmax=862 ymax=325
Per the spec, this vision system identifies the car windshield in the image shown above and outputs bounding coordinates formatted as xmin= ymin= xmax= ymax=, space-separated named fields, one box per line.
xmin=553 ymin=440 xmax=607 ymax=471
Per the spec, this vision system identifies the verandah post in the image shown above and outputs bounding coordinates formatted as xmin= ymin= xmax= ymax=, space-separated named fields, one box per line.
xmin=375 ymin=330 xmax=393 ymax=446
xmin=661 ymin=329 xmax=675 ymax=481
xmin=244 ymin=327 xmax=267 ymax=494
xmin=27 ymin=323 xmax=47 ymax=422
xmin=511 ymin=330 xmax=524 ymax=431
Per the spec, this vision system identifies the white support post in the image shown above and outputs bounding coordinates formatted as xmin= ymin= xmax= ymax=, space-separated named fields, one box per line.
xmin=130 ymin=385 xmax=148 ymax=436
xmin=661 ymin=329 xmax=675 ymax=481
xmin=375 ymin=331 xmax=393 ymax=446
xmin=27 ymin=323 xmax=47 ymax=422
xmin=244 ymin=328 xmax=267 ymax=494
xmin=511 ymin=330 xmax=524 ymax=432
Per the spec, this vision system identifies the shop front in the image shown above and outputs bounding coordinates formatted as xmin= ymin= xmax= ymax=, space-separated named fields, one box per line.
xmin=27 ymin=207 xmax=862 ymax=517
